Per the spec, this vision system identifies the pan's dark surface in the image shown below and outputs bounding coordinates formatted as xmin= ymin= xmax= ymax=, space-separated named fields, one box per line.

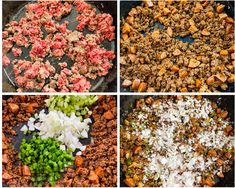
xmin=2 ymin=1 xmax=117 ymax=92
xmin=120 ymin=95 xmax=235 ymax=187
xmin=120 ymin=0 xmax=235 ymax=93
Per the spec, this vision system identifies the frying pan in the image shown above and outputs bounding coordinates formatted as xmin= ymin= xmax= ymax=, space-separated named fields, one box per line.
xmin=120 ymin=0 xmax=235 ymax=93
xmin=2 ymin=1 xmax=117 ymax=92
xmin=120 ymin=95 xmax=235 ymax=187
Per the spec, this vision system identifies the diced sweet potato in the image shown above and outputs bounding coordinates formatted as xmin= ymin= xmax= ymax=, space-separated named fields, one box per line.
xmin=202 ymin=0 xmax=208 ymax=7
xmin=167 ymin=0 xmax=173 ymax=5
xmin=179 ymin=69 xmax=188 ymax=78
xmin=217 ymin=172 xmax=224 ymax=178
xmin=171 ymin=7 xmax=177 ymax=14
xmin=158 ymin=1 xmax=165 ymax=9
xmin=171 ymin=65 xmax=180 ymax=73
xmin=22 ymin=165 xmax=31 ymax=176
xmin=225 ymin=152 xmax=232 ymax=159
xmin=188 ymin=18 xmax=195 ymax=26
xmin=226 ymin=24 xmax=233 ymax=34
xmin=95 ymin=167 xmax=105 ymax=178
xmin=227 ymin=74 xmax=235 ymax=83
xmin=193 ymin=2 xmax=203 ymax=13
xmin=228 ymin=45 xmax=235 ymax=52
xmin=188 ymin=59 xmax=200 ymax=68
xmin=136 ymin=100 xmax=143 ymax=109
xmin=158 ymin=67 xmax=166 ymax=76
xmin=152 ymin=29 xmax=160 ymax=40
xmin=180 ymin=87 xmax=188 ymax=92
xmin=122 ymin=34 xmax=129 ymax=40
xmin=158 ymin=17 xmax=165 ymax=24
xmin=133 ymin=146 xmax=142 ymax=154
xmin=131 ymin=79 xmax=140 ymax=90
xmin=143 ymin=0 xmax=153 ymax=7
xmin=2 ymin=154 xmax=8 ymax=164
xmin=201 ymin=29 xmax=210 ymax=36
xmin=195 ymin=79 xmax=202 ymax=88
xmin=206 ymin=11 xmax=214 ymax=18
xmin=231 ymin=53 xmax=235 ymax=60
xmin=147 ymin=87 xmax=155 ymax=92
xmin=139 ymin=57 xmax=145 ymax=64
xmin=226 ymin=64 xmax=234 ymax=71
xmin=2 ymin=133 xmax=6 ymax=142
xmin=163 ymin=8 xmax=171 ymax=15
xmin=224 ymin=125 xmax=233 ymax=135
xmin=128 ymin=54 xmax=137 ymax=63
xmin=208 ymin=149 xmax=217 ymax=157
xmin=126 ymin=16 xmax=134 ymax=25
xmin=129 ymin=46 xmax=136 ymax=54
xmin=220 ymin=111 xmax=228 ymax=119
xmin=215 ymin=74 xmax=227 ymax=83
xmin=3 ymin=142 xmax=8 ymax=150
xmin=103 ymin=111 xmax=114 ymax=120
xmin=27 ymin=104 xmax=34 ymax=113
xmin=226 ymin=17 xmax=234 ymax=23
xmin=75 ymin=156 xmax=84 ymax=167
xmin=204 ymin=176 xmax=215 ymax=186
xmin=122 ymin=79 xmax=132 ymax=87
xmin=206 ymin=76 xmax=215 ymax=85
xmin=189 ymin=25 xmax=198 ymax=33
xmin=173 ymin=49 xmax=181 ymax=56
xmin=167 ymin=27 xmax=173 ymax=37
xmin=120 ymin=56 xmax=127 ymax=65
xmin=138 ymin=82 xmax=147 ymax=92
xmin=124 ymin=178 xmax=135 ymax=187
xmin=113 ymin=145 xmax=117 ymax=153
xmin=9 ymin=103 xmax=19 ymax=113
xmin=122 ymin=23 xmax=131 ymax=33
xmin=2 ymin=172 xmax=12 ymax=180
xmin=88 ymin=170 xmax=99 ymax=184
xmin=216 ymin=159 xmax=223 ymax=166
xmin=216 ymin=4 xmax=225 ymax=13
xmin=180 ymin=0 xmax=188 ymax=5
xmin=158 ymin=52 xmax=167 ymax=60
xmin=219 ymin=13 xmax=227 ymax=19
xmin=19 ymin=95 xmax=26 ymax=102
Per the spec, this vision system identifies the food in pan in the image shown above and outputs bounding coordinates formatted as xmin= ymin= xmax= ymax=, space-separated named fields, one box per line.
xmin=121 ymin=96 xmax=234 ymax=187
xmin=3 ymin=0 xmax=115 ymax=92
xmin=120 ymin=0 xmax=234 ymax=92
xmin=3 ymin=95 xmax=117 ymax=187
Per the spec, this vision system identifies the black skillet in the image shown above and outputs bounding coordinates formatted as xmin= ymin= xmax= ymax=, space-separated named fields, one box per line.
xmin=2 ymin=1 xmax=117 ymax=92
xmin=120 ymin=0 xmax=235 ymax=93
xmin=120 ymin=95 xmax=235 ymax=187
xmin=2 ymin=95 xmax=95 ymax=187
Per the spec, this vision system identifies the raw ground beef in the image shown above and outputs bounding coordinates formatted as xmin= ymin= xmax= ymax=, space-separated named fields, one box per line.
xmin=3 ymin=55 xmax=11 ymax=67
xmin=12 ymin=47 xmax=22 ymax=57
xmin=3 ymin=0 xmax=115 ymax=92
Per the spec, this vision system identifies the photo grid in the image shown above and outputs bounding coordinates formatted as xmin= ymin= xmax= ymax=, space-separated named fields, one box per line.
xmin=1 ymin=0 xmax=235 ymax=187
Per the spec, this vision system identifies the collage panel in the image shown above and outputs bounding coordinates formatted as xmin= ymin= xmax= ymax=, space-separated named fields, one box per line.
xmin=2 ymin=0 xmax=117 ymax=92
xmin=1 ymin=0 xmax=235 ymax=188
xmin=120 ymin=95 xmax=234 ymax=187
xmin=120 ymin=0 xmax=234 ymax=92
xmin=2 ymin=95 xmax=117 ymax=187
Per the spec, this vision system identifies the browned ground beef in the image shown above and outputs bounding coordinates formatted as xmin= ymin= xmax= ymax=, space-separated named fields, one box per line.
xmin=120 ymin=0 xmax=234 ymax=92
